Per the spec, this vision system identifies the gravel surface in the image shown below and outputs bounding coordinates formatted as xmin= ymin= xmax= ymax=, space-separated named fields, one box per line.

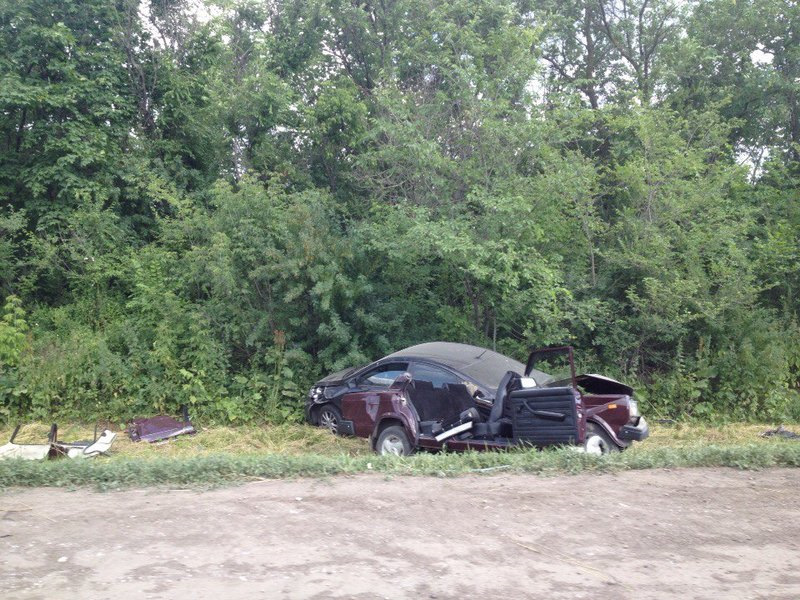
xmin=2 ymin=467 xmax=799 ymax=599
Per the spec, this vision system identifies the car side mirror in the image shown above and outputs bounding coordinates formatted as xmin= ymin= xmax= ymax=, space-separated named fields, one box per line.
xmin=390 ymin=372 xmax=412 ymax=391
xmin=347 ymin=380 xmax=356 ymax=389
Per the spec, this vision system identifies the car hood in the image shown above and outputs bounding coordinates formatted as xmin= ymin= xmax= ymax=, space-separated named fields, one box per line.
xmin=575 ymin=374 xmax=634 ymax=396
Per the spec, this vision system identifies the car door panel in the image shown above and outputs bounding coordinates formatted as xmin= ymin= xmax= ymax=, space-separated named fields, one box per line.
xmin=509 ymin=387 xmax=581 ymax=445
xmin=341 ymin=391 xmax=380 ymax=437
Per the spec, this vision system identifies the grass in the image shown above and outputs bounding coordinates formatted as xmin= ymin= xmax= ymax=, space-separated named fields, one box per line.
xmin=1 ymin=421 xmax=368 ymax=458
xmin=0 ymin=421 xmax=798 ymax=490
xmin=640 ymin=421 xmax=785 ymax=448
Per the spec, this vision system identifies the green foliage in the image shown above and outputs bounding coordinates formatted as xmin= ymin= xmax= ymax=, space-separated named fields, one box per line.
xmin=0 ymin=296 xmax=29 ymax=420
xmin=0 ymin=0 xmax=137 ymax=217
xmin=0 ymin=0 xmax=798 ymax=424
xmin=0 ymin=296 xmax=28 ymax=367
xmin=0 ymin=209 xmax=27 ymax=294
xmin=262 ymin=332 xmax=302 ymax=424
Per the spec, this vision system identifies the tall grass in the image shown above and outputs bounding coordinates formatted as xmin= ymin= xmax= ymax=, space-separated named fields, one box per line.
xmin=1 ymin=421 xmax=798 ymax=489
xmin=1 ymin=442 xmax=799 ymax=490
xmin=0 ymin=422 xmax=368 ymax=457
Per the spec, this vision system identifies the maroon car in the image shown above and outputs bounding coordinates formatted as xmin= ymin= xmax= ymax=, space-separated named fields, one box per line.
xmin=306 ymin=342 xmax=648 ymax=455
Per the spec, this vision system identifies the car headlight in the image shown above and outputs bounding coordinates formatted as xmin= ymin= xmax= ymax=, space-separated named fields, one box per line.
xmin=628 ymin=399 xmax=639 ymax=417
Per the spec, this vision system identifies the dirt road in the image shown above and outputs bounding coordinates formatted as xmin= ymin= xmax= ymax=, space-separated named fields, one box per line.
xmin=2 ymin=468 xmax=799 ymax=599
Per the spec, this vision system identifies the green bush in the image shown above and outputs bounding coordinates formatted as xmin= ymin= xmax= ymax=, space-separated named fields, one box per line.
xmin=1 ymin=0 xmax=799 ymax=425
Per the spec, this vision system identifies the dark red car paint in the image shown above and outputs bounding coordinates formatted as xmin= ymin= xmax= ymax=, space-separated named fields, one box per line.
xmin=353 ymin=388 xmax=636 ymax=453
xmin=127 ymin=406 xmax=196 ymax=443
xmin=309 ymin=343 xmax=647 ymax=453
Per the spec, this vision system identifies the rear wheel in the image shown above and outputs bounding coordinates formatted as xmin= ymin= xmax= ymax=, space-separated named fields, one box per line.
xmin=584 ymin=423 xmax=620 ymax=455
xmin=317 ymin=405 xmax=342 ymax=435
xmin=376 ymin=425 xmax=413 ymax=456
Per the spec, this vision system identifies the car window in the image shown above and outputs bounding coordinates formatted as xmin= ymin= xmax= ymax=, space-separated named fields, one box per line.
xmin=409 ymin=363 xmax=462 ymax=389
xmin=357 ymin=362 xmax=409 ymax=387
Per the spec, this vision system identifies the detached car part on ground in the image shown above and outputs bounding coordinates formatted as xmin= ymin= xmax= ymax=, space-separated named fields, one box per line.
xmin=306 ymin=342 xmax=649 ymax=456
xmin=127 ymin=406 xmax=196 ymax=443
xmin=0 ymin=424 xmax=117 ymax=460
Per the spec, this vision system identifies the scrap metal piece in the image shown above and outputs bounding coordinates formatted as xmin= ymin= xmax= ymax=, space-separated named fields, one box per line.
xmin=761 ymin=425 xmax=800 ymax=440
xmin=0 ymin=424 xmax=57 ymax=461
xmin=54 ymin=426 xmax=118 ymax=458
xmin=127 ymin=406 xmax=196 ymax=443
xmin=0 ymin=424 xmax=117 ymax=460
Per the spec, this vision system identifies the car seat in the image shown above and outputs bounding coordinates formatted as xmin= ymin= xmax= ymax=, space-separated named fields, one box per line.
xmin=472 ymin=371 xmax=518 ymax=438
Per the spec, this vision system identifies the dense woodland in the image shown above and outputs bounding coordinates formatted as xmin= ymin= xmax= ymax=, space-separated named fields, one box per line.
xmin=1 ymin=0 xmax=799 ymax=423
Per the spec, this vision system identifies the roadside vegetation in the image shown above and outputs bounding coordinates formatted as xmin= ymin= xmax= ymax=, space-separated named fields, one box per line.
xmin=4 ymin=421 xmax=789 ymax=458
xmin=1 ymin=0 xmax=799 ymax=430
xmin=1 ymin=421 xmax=798 ymax=489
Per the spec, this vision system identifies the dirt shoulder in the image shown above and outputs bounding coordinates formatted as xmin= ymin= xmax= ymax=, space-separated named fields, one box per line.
xmin=2 ymin=468 xmax=799 ymax=599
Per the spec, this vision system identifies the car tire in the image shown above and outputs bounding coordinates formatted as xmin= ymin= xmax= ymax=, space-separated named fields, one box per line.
xmin=376 ymin=425 xmax=413 ymax=456
xmin=317 ymin=405 xmax=342 ymax=435
xmin=584 ymin=422 xmax=620 ymax=455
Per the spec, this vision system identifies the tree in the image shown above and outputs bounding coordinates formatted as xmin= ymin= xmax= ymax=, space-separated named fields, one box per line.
xmin=0 ymin=0 xmax=136 ymax=220
xmin=595 ymin=0 xmax=680 ymax=104
xmin=536 ymin=0 xmax=615 ymax=109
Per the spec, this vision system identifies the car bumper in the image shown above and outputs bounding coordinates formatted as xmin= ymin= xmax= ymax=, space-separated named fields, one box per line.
xmin=304 ymin=399 xmax=316 ymax=424
xmin=618 ymin=416 xmax=649 ymax=441
xmin=338 ymin=419 xmax=355 ymax=435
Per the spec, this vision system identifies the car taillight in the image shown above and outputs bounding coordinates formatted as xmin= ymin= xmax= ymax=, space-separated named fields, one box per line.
xmin=629 ymin=399 xmax=639 ymax=417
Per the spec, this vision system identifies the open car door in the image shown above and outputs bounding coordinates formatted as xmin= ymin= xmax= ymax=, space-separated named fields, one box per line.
xmin=510 ymin=347 xmax=583 ymax=446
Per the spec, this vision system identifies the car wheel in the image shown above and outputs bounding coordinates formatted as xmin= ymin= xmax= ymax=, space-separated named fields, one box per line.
xmin=376 ymin=425 xmax=413 ymax=456
xmin=317 ymin=405 xmax=342 ymax=435
xmin=584 ymin=423 xmax=620 ymax=455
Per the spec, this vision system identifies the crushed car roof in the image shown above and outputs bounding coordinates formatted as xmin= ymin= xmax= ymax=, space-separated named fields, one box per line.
xmin=386 ymin=342 xmax=549 ymax=390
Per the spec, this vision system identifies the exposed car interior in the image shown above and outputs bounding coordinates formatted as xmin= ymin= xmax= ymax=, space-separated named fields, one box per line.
xmin=408 ymin=370 xmax=580 ymax=446
xmin=408 ymin=380 xmax=479 ymax=441
xmin=408 ymin=381 xmax=474 ymax=422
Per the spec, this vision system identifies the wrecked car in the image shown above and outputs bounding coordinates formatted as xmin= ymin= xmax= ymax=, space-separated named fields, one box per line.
xmin=305 ymin=342 xmax=648 ymax=455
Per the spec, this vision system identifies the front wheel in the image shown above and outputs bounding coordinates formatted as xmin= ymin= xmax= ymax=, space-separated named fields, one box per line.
xmin=317 ymin=405 xmax=342 ymax=435
xmin=376 ymin=425 xmax=413 ymax=456
xmin=584 ymin=423 xmax=620 ymax=455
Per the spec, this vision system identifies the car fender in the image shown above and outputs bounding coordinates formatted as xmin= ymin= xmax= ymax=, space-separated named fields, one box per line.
xmin=586 ymin=415 xmax=626 ymax=448
xmin=372 ymin=408 xmax=418 ymax=448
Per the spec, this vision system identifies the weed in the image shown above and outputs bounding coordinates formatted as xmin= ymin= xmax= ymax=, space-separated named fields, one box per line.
xmin=0 ymin=439 xmax=798 ymax=490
